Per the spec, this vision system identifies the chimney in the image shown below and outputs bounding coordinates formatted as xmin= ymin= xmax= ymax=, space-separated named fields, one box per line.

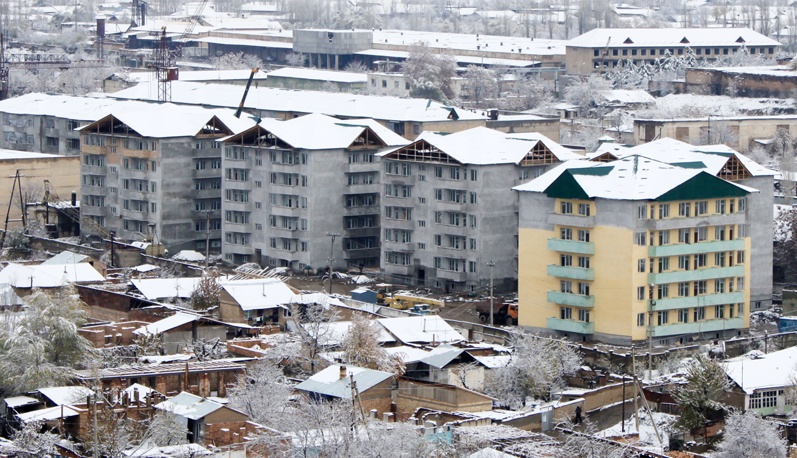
xmin=71 ymin=191 xmax=77 ymax=206
xmin=339 ymin=365 xmax=347 ymax=379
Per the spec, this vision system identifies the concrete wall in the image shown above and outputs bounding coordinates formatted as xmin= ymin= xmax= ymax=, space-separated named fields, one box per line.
xmin=685 ymin=67 xmax=797 ymax=99
xmin=634 ymin=116 xmax=797 ymax=149
xmin=293 ymin=30 xmax=373 ymax=56
xmin=0 ymin=112 xmax=86 ymax=156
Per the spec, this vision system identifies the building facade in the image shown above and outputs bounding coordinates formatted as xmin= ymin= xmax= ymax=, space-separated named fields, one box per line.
xmin=378 ymin=127 xmax=580 ymax=292
xmin=516 ymin=155 xmax=754 ymax=345
xmin=220 ymin=113 xmax=407 ymax=269
xmin=566 ymin=28 xmax=781 ymax=75
xmin=79 ymin=105 xmax=251 ymax=252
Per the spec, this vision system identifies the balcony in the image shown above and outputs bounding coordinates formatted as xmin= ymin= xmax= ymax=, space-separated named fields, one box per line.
xmin=654 ymin=291 xmax=745 ymax=311
xmin=344 ymin=247 xmax=380 ymax=260
xmin=648 ymin=265 xmax=745 ymax=285
xmin=547 ymin=213 xmax=595 ymax=228
xmin=645 ymin=213 xmax=746 ymax=231
xmin=271 ymin=206 xmax=303 ymax=217
xmin=437 ymin=269 xmax=468 ymax=282
xmin=384 ymin=264 xmax=414 ymax=276
xmin=547 ymin=291 xmax=595 ymax=308
xmin=652 ymin=317 xmax=745 ymax=337
xmin=648 ymin=239 xmax=745 ymax=258
xmin=547 ymin=238 xmax=595 ymax=255
xmin=547 ymin=317 xmax=594 ymax=334
xmin=547 ymin=265 xmax=595 ymax=281
xmin=344 ymin=205 xmax=380 ymax=216
xmin=345 ymin=227 xmax=380 ymax=238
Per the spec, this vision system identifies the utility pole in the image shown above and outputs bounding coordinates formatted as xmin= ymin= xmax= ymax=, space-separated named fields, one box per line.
xmin=648 ymin=283 xmax=655 ymax=380
xmin=326 ymin=232 xmax=339 ymax=295
xmin=487 ymin=260 xmax=495 ymax=326
xmin=202 ymin=209 xmax=213 ymax=268
xmin=109 ymin=231 xmax=115 ymax=268
xmin=622 ymin=351 xmax=627 ymax=433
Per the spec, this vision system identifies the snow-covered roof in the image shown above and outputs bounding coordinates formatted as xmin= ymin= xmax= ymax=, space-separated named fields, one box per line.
xmin=384 ymin=346 xmax=433 ymax=364
xmin=267 ymin=67 xmax=368 ymax=83
xmin=16 ymin=405 xmax=80 ymax=423
xmin=623 ymin=138 xmax=775 ymax=177
xmin=126 ymin=443 xmax=213 ymax=457
xmin=220 ymin=278 xmax=297 ymax=311
xmin=133 ymin=312 xmax=199 ymax=336
xmin=0 ymin=149 xmax=62 ymax=160
xmin=568 ymin=27 xmax=781 ymax=48
xmin=378 ymin=126 xmax=581 ymax=165
xmin=371 ymin=29 xmax=565 ymax=57
xmin=3 ymin=396 xmax=39 ymax=409
xmin=469 ymin=354 xmax=512 ymax=369
xmin=82 ymin=102 xmax=255 ymax=139
xmin=725 ymin=346 xmax=797 ymax=394
xmin=295 ymin=364 xmax=393 ymax=399
xmin=0 ymin=283 xmax=24 ymax=307
xmin=514 ymin=154 xmax=757 ymax=200
xmin=112 ymin=81 xmax=487 ymax=123
xmin=171 ymin=250 xmax=206 ymax=262
xmin=598 ymin=89 xmax=656 ymax=105
xmin=419 ymin=345 xmax=467 ymax=368
xmin=304 ymin=320 xmax=396 ymax=347
xmin=133 ymin=264 xmax=160 ymax=273
xmin=41 ymin=251 xmax=90 ymax=265
xmin=36 ymin=386 xmax=94 ymax=406
xmin=119 ymin=68 xmax=270 ymax=85
xmin=130 ymin=277 xmax=204 ymax=300
xmin=377 ymin=316 xmax=466 ymax=344
xmin=0 ymin=262 xmax=104 ymax=288
xmin=154 ymin=392 xmax=225 ymax=420
xmin=233 ymin=113 xmax=408 ymax=150
xmin=123 ymin=383 xmax=160 ymax=399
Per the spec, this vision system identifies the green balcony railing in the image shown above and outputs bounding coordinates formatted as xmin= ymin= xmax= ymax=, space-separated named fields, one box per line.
xmin=547 ymin=317 xmax=595 ymax=334
xmin=652 ymin=317 xmax=745 ymax=337
xmin=654 ymin=291 xmax=745 ymax=311
xmin=547 ymin=291 xmax=595 ymax=308
xmin=547 ymin=265 xmax=595 ymax=281
xmin=547 ymin=238 xmax=595 ymax=255
xmin=648 ymin=265 xmax=744 ymax=285
xmin=648 ymin=239 xmax=745 ymax=258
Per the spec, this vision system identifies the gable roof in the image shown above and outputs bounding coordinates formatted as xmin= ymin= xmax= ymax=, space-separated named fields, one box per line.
xmin=0 ymin=262 xmax=104 ymax=288
xmin=568 ymin=27 xmax=781 ymax=48
xmin=133 ymin=311 xmax=199 ymax=336
xmin=36 ymin=386 xmax=93 ymax=406
xmin=224 ymin=113 xmax=408 ymax=150
xmin=378 ymin=127 xmax=581 ymax=165
xmin=154 ymin=392 xmax=226 ymax=420
xmin=295 ymin=364 xmax=393 ymax=399
xmin=377 ymin=316 xmax=466 ymax=344
xmin=515 ymin=154 xmax=755 ymax=201
xmin=220 ymin=278 xmax=298 ymax=311
xmin=41 ymin=251 xmax=90 ymax=265
xmin=725 ymin=346 xmax=797 ymax=394
xmin=131 ymin=277 xmax=205 ymax=301
xmin=304 ymin=320 xmax=397 ymax=347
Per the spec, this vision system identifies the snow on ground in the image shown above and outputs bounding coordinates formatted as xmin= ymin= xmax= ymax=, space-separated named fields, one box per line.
xmin=599 ymin=410 xmax=676 ymax=454
xmin=750 ymin=310 xmax=780 ymax=327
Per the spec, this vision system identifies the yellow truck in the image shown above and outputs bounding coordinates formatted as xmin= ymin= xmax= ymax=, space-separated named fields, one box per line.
xmin=384 ymin=293 xmax=445 ymax=313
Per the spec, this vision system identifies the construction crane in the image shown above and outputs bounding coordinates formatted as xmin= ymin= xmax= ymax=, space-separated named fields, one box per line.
xmin=234 ymin=67 xmax=260 ymax=119
xmin=0 ymin=33 xmax=9 ymax=101
xmin=598 ymin=36 xmax=612 ymax=73
xmin=152 ymin=0 xmax=209 ymax=102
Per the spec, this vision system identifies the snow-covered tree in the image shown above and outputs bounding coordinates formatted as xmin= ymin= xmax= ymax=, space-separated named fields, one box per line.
xmin=11 ymin=421 xmax=62 ymax=458
xmin=344 ymin=60 xmax=369 ymax=73
xmin=285 ymin=52 xmax=306 ymax=67
xmin=461 ymin=65 xmax=498 ymax=105
xmin=291 ymin=301 xmax=340 ymax=374
xmin=0 ymin=286 xmax=94 ymax=395
xmin=672 ymin=355 xmax=730 ymax=438
xmin=775 ymin=206 xmax=797 ymax=281
xmin=228 ymin=358 xmax=291 ymax=426
xmin=190 ymin=269 xmax=221 ymax=311
xmin=210 ymin=52 xmax=264 ymax=70
xmin=714 ymin=411 xmax=786 ymax=458
xmin=563 ymin=75 xmax=612 ymax=115
xmin=342 ymin=314 xmax=405 ymax=375
xmin=486 ymin=333 xmax=581 ymax=409
xmin=403 ymin=42 xmax=458 ymax=102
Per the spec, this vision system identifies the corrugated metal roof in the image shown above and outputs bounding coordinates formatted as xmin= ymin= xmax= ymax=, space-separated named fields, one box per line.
xmin=295 ymin=365 xmax=392 ymax=399
xmin=40 ymin=251 xmax=89 ymax=265
xmin=419 ymin=346 xmax=466 ymax=369
xmin=37 ymin=386 xmax=93 ymax=406
xmin=154 ymin=392 xmax=223 ymax=420
xmin=17 ymin=405 xmax=80 ymax=423
xmin=0 ymin=263 xmax=104 ymax=288
xmin=3 ymin=396 xmax=39 ymax=408
xmin=377 ymin=316 xmax=465 ymax=344
xmin=133 ymin=312 xmax=199 ymax=336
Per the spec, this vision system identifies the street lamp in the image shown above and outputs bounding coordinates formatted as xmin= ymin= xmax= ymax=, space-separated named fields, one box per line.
xmin=326 ymin=232 xmax=340 ymax=295
xmin=487 ymin=260 xmax=495 ymax=326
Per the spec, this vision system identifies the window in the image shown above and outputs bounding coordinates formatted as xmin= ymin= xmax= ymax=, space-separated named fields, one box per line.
xmin=578 ymin=203 xmax=590 ymax=216
xmin=658 ymin=257 xmax=669 ymax=272
xmin=46 ymin=137 xmax=59 ymax=148
xmin=715 ymin=304 xmax=725 ymax=319
xmin=695 ymin=201 xmax=708 ymax=216
xmin=637 ymin=286 xmax=645 ymax=301
xmin=638 ymin=313 xmax=646 ymax=326
xmin=634 ymin=232 xmax=647 ymax=246
xmin=678 ymin=202 xmax=691 ymax=217
xmin=658 ymin=230 xmax=670 ymax=245
xmin=695 ymin=227 xmax=707 ymax=242
xmin=578 ymin=256 xmax=590 ymax=268
xmin=695 ymin=254 xmax=707 ymax=268
xmin=637 ymin=259 xmax=646 ymax=273
xmin=561 ymin=280 xmax=573 ymax=294
xmin=657 ymin=311 xmax=669 ymax=326
xmin=715 ymin=226 xmax=726 ymax=241
xmin=578 ymin=230 xmax=590 ymax=242
xmin=694 ymin=280 xmax=707 ymax=295
xmin=659 ymin=204 xmax=670 ymax=219
xmin=560 ymin=201 xmax=573 ymax=214
xmin=678 ymin=309 xmax=689 ymax=323
xmin=749 ymin=390 xmax=778 ymax=410
xmin=679 ymin=282 xmax=690 ymax=297
xmin=737 ymin=277 xmax=745 ymax=291
xmin=737 ymin=251 xmax=745 ymax=264
xmin=738 ymin=197 xmax=747 ymax=212
xmin=658 ymin=284 xmax=669 ymax=299
xmin=715 ymin=252 xmax=726 ymax=267
xmin=694 ymin=306 xmax=706 ymax=321
xmin=716 ymin=199 xmax=726 ymax=214
xmin=679 ymin=255 xmax=691 ymax=271
xmin=578 ymin=282 xmax=590 ymax=296
xmin=561 ymin=254 xmax=573 ymax=267
xmin=715 ymin=279 xmax=726 ymax=294
xmin=561 ymin=228 xmax=573 ymax=240
xmin=67 ymin=138 xmax=80 ymax=150
xmin=738 ymin=303 xmax=744 ymax=315
xmin=637 ymin=205 xmax=647 ymax=219
xmin=560 ymin=307 xmax=572 ymax=319
xmin=678 ymin=228 xmax=690 ymax=244
xmin=578 ymin=309 xmax=590 ymax=322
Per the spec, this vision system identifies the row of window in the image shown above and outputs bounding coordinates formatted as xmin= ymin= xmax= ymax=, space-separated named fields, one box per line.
xmin=560 ymin=280 xmax=590 ymax=296
xmin=634 ymin=225 xmax=747 ymax=246
xmin=593 ymin=46 xmax=774 ymax=58
xmin=635 ymin=303 xmax=744 ymax=327
xmin=557 ymin=198 xmax=747 ymax=219
xmin=560 ymin=306 xmax=591 ymax=323
xmin=637 ymin=251 xmax=745 ymax=274
xmin=636 ymin=277 xmax=745 ymax=300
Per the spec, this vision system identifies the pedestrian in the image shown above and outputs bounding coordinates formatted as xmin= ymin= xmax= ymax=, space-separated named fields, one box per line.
xmin=574 ymin=405 xmax=583 ymax=424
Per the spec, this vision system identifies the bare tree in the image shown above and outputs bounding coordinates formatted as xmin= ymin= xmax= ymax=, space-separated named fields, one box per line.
xmin=402 ymin=42 xmax=458 ymax=102
xmin=210 ymin=52 xmax=264 ymax=70
xmin=190 ymin=269 xmax=221 ymax=311
xmin=291 ymin=301 xmax=340 ymax=374
xmin=228 ymin=358 xmax=292 ymax=426
xmin=461 ymin=65 xmax=498 ymax=106
xmin=342 ymin=314 xmax=405 ymax=375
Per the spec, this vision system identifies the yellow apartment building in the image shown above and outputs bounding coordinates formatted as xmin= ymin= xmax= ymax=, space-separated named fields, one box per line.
xmin=515 ymin=155 xmax=754 ymax=345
